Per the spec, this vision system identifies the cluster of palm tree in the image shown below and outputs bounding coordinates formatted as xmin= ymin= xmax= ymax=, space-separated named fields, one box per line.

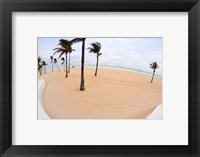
xmin=53 ymin=39 xmax=75 ymax=78
xmin=53 ymin=38 xmax=86 ymax=90
xmin=38 ymin=56 xmax=48 ymax=76
xmin=50 ymin=56 xmax=61 ymax=72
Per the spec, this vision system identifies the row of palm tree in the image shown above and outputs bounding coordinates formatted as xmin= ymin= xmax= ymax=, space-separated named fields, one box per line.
xmin=50 ymin=56 xmax=61 ymax=72
xmin=40 ymin=55 xmax=159 ymax=85
xmin=51 ymin=38 xmax=159 ymax=90
xmin=38 ymin=55 xmax=68 ymax=76
xmin=52 ymin=38 xmax=86 ymax=90
xmin=53 ymin=39 xmax=74 ymax=78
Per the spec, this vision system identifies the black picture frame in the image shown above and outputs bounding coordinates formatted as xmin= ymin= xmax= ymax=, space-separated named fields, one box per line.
xmin=0 ymin=0 xmax=199 ymax=156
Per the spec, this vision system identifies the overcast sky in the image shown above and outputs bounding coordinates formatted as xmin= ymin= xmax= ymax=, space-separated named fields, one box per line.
xmin=38 ymin=37 xmax=162 ymax=76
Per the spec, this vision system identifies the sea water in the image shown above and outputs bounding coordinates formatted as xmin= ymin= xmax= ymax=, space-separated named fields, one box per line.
xmin=43 ymin=64 xmax=162 ymax=79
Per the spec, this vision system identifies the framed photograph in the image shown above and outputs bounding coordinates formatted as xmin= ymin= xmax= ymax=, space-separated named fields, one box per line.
xmin=0 ymin=0 xmax=199 ymax=156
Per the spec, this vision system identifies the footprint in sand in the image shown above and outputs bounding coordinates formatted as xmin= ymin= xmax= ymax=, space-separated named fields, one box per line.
xmin=118 ymin=107 xmax=124 ymax=110
xmin=106 ymin=104 xmax=112 ymax=107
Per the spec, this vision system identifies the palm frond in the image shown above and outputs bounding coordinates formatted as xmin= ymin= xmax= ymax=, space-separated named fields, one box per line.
xmin=88 ymin=42 xmax=101 ymax=54
xmin=98 ymin=53 xmax=102 ymax=56
xmin=61 ymin=57 xmax=65 ymax=64
xmin=54 ymin=58 xmax=57 ymax=63
xmin=61 ymin=57 xmax=65 ymax=61
xmin=69 ymin=38 xmax=86 ymax=45
xmin=58 ymin=52 xmax=65 ymax=58
xmin=53 ymin=47 xmax=65 ymax=51
xmin=38 ymin=56 xmax=42 ymax=63
xmin=53 ymin=48 xmax=66 ymax=55
xmin=149 ymin=62 xmax=159 ymax=70
xmin=59 ymin=39 xmax=69 ymax=44
xmin=41 ymin=61 xmax=46 ymax=66
xmin=87 ymin=47 xmax=96 ymax=53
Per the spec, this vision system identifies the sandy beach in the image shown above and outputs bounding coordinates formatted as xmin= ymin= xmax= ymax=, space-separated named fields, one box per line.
xmin=38 ymin=67 xmax=162 ymax=119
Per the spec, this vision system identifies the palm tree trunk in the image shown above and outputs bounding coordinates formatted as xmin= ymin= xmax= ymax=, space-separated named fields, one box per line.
xmin=40 ymin=69 xmax=42 ymax=76
xmin=64 ymin=64 xmax=65 ymax=72
xmin=65 ymin=53 xmax=68 ymax=78
xmin=68 ymin=53 xmax=71 ymax=73
xmin=80 ymin=39 xmax=85 ymax=91
xmin=52 ymin=63 xmax=53 ymax=72
xmin=94 ymin=55 xmax=99 ymax=76
xmin=151 ymin=69 xmax=155 ymax=83
xmin=44 ymin=66 xmax=46 ymax=74
xmin=56 ymin=64 xmax=60 ymax=72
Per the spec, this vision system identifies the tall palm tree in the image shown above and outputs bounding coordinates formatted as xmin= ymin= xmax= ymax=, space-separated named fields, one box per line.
xmin=149 ymin=61 xmax=159 ymax=83
xmin=42 ymin=61 xmax=48 ymax=74
xmin=68 ymin=38 xmax=86 ymax=91
xmin=61 ymin=57 xmax=65 ymax=72
xmin=54 ymin=58 xmax=60 ymax=72
xmin=53 ymin=39 xmax=73 ymax=78
xmin=50 ymin=56 xmax=54 ymax=72
xmin=87 ymin=42 xmax=102 ymax=76
xmin=38 ymin=56 xmax=43 ymax=76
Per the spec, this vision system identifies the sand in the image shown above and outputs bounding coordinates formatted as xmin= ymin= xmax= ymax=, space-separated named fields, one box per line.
xmin=38 ymin=67 xmax=162 ymax=119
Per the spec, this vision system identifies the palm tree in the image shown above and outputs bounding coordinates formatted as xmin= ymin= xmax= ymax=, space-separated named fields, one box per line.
xmin=54 ymin=58 xmax=60 ymax=72
xmin=68 ymin=38 xmax=86 ymax=91
xmin=38 ymin=56 xmax=43 ymax=76
xmin=53 ymin=39 xmax=73 ymax=78
xmin=150 ymin=62 xmax=159 ymax=83
xmin=80 ymin=39 xmax=86 ymax=91
xmin=87 ymin=42 xmax=102 ymax=76
xmin=42 ymin=61 xmax=48 ymax=74
xmin=50 ymin=56 xmax=54 ymax=72
xmin=61 ymin=57 xmax=65 ymax=72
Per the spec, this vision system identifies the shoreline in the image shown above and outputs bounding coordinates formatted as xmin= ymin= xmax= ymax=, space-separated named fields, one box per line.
xmin=44 ymin=65 xmax=162 ymax=78
xmin=38 ymin=67 xmax=162 ymax=119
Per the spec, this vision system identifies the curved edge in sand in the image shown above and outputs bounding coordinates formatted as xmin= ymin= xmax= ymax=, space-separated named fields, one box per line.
xmin=38 ymin=79 xmax=50 ymax=120
xmin=146 ymin=104 xmax=163 ymax=120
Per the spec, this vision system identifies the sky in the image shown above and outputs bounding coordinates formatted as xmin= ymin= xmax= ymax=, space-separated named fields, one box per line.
xmin=38 ymin=37 xmax=163 ymax=76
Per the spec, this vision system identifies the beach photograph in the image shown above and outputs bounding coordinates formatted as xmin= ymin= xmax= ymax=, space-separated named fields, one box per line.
xmin=38 ymin=38 xmax=162 ymax=119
